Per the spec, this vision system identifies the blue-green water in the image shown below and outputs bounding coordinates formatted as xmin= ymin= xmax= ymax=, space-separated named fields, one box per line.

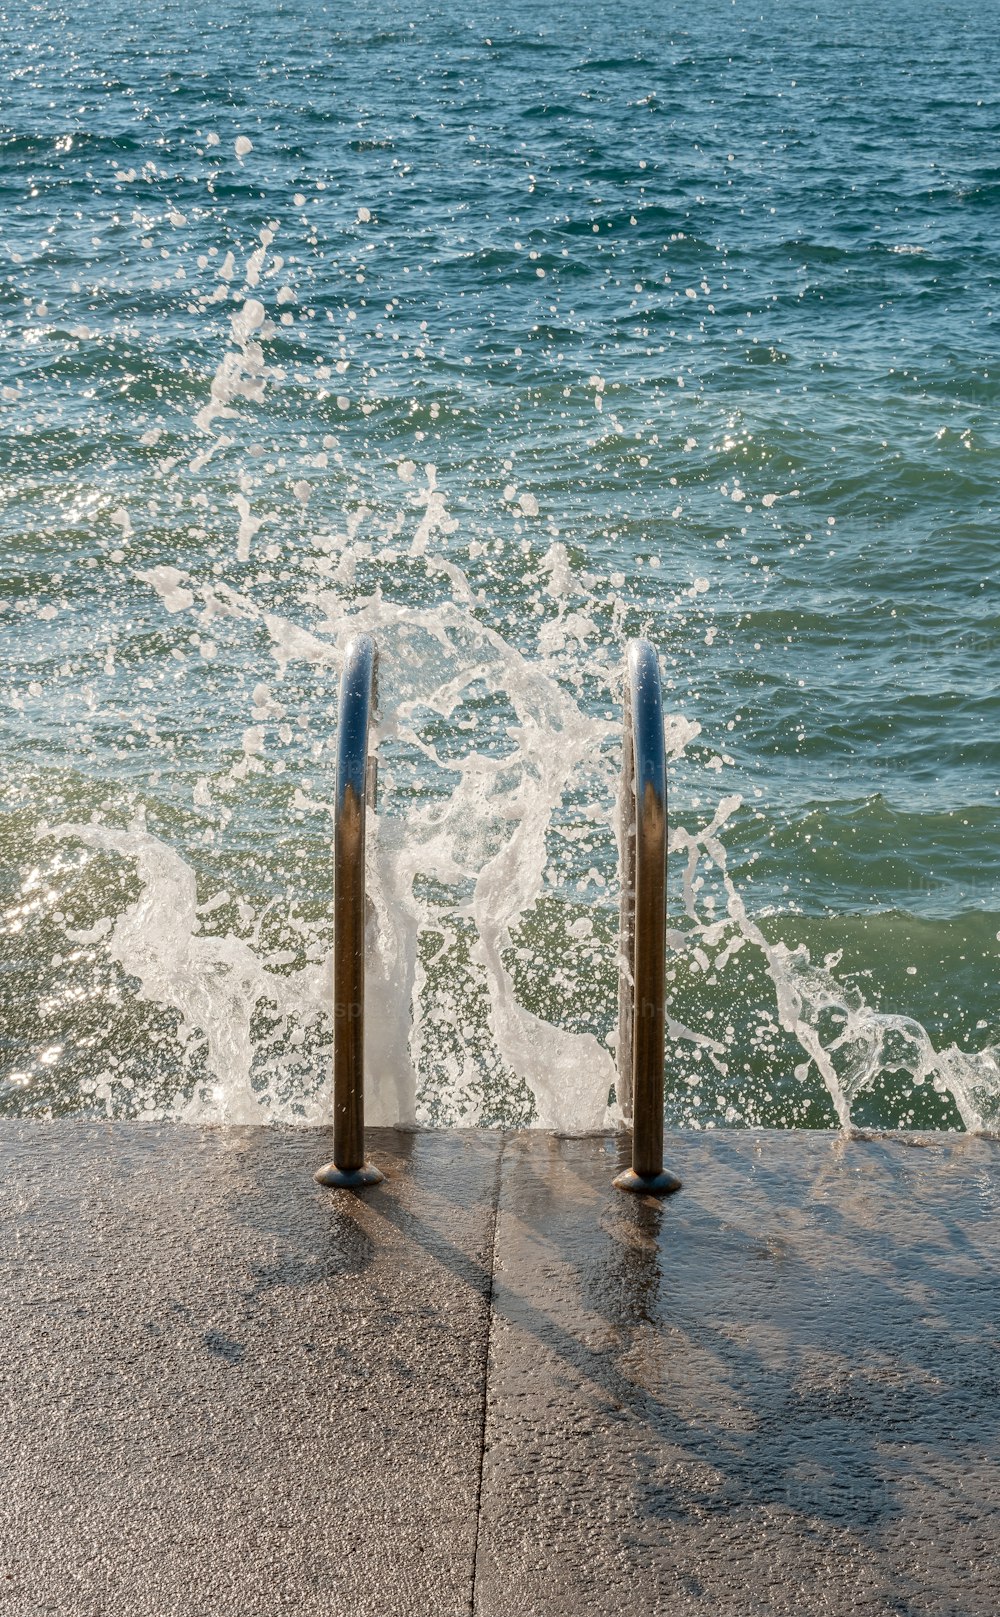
xmin=2 ymin=0 xmax=998 ymax=1130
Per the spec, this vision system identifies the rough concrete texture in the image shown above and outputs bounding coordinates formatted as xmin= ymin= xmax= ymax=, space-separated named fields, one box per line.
xmin=0 ymin=1124 xmax=499 ymax=1617
xmin=476 ymin=1131 xmax=1000 ymax=1617
xmin=1 ymin=1125 xmax=999 ymax=1617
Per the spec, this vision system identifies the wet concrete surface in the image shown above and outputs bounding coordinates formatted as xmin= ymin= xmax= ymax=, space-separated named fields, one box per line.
xmin=0 ymin=1123 xmax=499 ymax=1617
xmin=476 ymin=1131 xmax=1000 ymax=1617
xmin=1 ymin=1124 xmax=998 ymax=1615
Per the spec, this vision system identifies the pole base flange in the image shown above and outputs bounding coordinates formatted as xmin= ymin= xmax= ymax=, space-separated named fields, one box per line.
xmin=314 ymin=1162 xmax=385 ymax=1189
xmin=613 ymin=1167 xmax=682 ymax=1196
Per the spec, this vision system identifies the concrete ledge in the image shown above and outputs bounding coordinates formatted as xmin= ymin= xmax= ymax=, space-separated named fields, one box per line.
xmin=478 ymin=1131 xmax=1000 ymax=1617
xmin=0 ymin=1124 xmax=501 ymax=1617
xmin=1 ymin=1124 xmax=999 ymax=1615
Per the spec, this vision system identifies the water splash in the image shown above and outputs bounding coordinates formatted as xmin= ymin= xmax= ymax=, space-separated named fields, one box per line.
xmin=22 ymin=348 xmax=1000 ymax=1133
xmin=4 ymin=39 xmax=1000 ymax=1135
xmin=38 ymin=590 xmax=1000 ymax=1134
xmin=50 ymin=818 xmax=329 ymax=1124
xmin=669 ymin=796 xmax=1000 ymax=1133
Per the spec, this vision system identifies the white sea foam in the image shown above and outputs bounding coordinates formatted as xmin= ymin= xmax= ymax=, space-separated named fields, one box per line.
xmin=66 ymin=452 xmax=1000 ymax=1134
xmin=33 ymin=210 xmax=1000 ymax=1139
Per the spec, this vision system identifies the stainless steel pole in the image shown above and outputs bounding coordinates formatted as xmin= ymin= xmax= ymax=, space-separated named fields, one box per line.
xmin=315 ymin=634 xmax=384 ymax=1189
xmin=613 ymin=639 xmax=681 ymax=1196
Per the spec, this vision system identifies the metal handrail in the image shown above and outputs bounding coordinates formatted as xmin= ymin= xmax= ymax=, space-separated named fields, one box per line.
xmin=314 ymin=633 xmax=385 ymax=1189
xmin=613 ymin=639 xmax=682 ymax=1196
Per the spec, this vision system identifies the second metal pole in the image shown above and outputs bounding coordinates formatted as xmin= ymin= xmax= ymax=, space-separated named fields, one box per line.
xmin=613 ymin=639 xmax=682 ymax=1197
xmin=315 ymin=633 xmax=384 ymax=1189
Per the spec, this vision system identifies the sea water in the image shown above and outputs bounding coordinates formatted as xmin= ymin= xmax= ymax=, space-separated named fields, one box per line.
xmin=2 ymin=0 xmax=999 ymax=1132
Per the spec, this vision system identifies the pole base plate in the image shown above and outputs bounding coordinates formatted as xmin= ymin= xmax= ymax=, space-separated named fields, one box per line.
xmin=314 ymin=1162 xmax=385 ymax=1189
xmin=613 ymin=1166 xmax=682 ymax=1196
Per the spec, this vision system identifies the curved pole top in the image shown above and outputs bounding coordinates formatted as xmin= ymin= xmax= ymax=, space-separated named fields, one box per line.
xmin=336 ymin=633 xmax=377 ymax=813
xmin=626 ymin=637 xmax=666 ymax=810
